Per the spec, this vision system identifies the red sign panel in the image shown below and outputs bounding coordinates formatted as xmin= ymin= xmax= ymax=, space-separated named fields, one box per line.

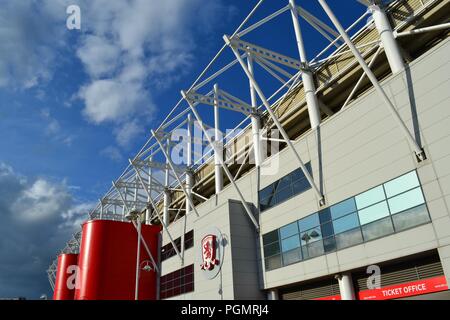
xmin=358 ymin=276 xmax=448 ymax=300
xmin=313 ymin=295 xmax=341 ymax=301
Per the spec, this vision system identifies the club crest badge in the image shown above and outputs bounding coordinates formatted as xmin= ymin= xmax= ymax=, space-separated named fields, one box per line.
xmin=200 ymin=234 xmax=220 ymax=270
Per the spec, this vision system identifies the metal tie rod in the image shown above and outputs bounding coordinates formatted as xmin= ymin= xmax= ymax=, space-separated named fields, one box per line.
xmin=395 ymin=23 xmax=450 ymax=38
xmin=318 ymin=0 xmax=426 ymax=162
xmin=224 ymin=35 xmax=325 ymax=206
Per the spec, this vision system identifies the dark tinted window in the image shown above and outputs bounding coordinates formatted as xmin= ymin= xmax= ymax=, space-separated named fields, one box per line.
xmin=263 ymin=230 xmax=279 ymax=245
xmin=160 ymin=264 xmax=194 ymax=299
xmin=161 ymin=230 xmax=194 ymax=262
xmin=259 ymin=162 xmax=312 ymax=212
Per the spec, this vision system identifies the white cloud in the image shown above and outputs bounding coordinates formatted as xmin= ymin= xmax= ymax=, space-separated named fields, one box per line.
xmin=0 ymin=162 xmax=92 ymax=298
xmin=100 ymin=146 xmax=123 ymax=162
xmin=60 ymin=201 xmax=96 ymax=230
xmin=79 ymin=79 xmax=149 ymax=124
xmin=0 ymin=0 xmax=235 ymax=149
xmin=12 ymin=179 xmax=72 ymax=222
xmin=0 ymin=1 xmax=66 ymax=89
xmin=114 ymin=119 xmax=145 ymax=148
xmin=0 ymin=162 xmax=91 ymax=226
xmin=76 ymin=35 xmax=121 ymax=78
xmin=74 ymin=0 xmax=234 ymax=146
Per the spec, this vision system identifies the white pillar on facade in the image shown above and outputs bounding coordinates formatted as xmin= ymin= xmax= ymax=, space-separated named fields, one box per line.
xmin=163 ymin=138 xmax=171 ymax=226
xmin=370 ymin=4 xmax=404 ymax=74
xmin=289 ymin=0 xmax=321 ymax=129
xmin=185 ymin=114 xmax=194 ymax=215
xmin=247 ymin=54 xmax=263 ymax=167
xmin=213 ymin=84 xmax=224 ymax=194
xmin=267 ymin=289 xmax=279 ymax=300
xmin=337 ymin=273 xmax=356 ymax=300
xmin=145 ymin=156 xmax=153 ymax=225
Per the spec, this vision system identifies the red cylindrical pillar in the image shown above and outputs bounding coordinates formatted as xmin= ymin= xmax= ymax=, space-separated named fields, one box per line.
xmin=53 ymin=253 xmax=79 ymax=300
xmin=75 ymin=220 xmax=161 ymax=300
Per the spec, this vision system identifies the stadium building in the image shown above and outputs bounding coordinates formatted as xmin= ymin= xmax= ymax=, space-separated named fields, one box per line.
xmin=48 ymin=0 xmax=450 ymax=300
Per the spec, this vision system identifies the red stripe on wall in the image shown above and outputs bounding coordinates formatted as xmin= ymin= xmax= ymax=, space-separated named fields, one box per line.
xmin=313 ymin=295 xmax=341 ymax=300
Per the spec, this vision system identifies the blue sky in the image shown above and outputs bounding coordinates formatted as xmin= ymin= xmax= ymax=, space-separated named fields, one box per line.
xmin=0 ymin=0 xmax=368 ymax=299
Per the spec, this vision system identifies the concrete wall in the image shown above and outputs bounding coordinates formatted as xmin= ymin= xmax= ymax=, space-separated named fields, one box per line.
xmin=162 ymin=37 xmax=450 ymax=299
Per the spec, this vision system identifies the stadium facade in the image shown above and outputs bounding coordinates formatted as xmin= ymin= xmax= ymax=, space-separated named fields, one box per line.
xmin=49 ymin=0 xmax=450 ymax=300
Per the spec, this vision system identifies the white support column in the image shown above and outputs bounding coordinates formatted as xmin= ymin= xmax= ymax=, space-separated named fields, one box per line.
xmin=247 ymin=54 xmax=263 ymax=167
xmin=134 ymin=215 xmax=142 ymax=300
xmin=186 ymin=114 xmax=194 ymax=215
xmin=213 ymin=84 xmax=224 ymax=194
xmin=122 ymin=187 xmax=127 ymax=222
xmin=267 ymin=289 xmax=279 ymax=300
xmin=370 ymin=4 xmax=404 ymax=74
xmin=318 ymin=0 xmax=426 ymax=162
xmin=337 ymin=273 xmax=356 ymax=300
xmin=145 ymin=156 xmax=153 ymax=225
xmin=163 ymin=138 xmax=171 ymax=226
xmin=182 ymin=114 xmax=194 ymax=263
xmin=99 ymin=200 xmax=104 ymax=219
xmin=289 ymin=0 xmax=321 ymax=129
xmin=133 ymin=175 xmax=138 ymax=208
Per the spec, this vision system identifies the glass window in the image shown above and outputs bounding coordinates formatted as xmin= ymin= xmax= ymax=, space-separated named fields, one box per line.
xmin=387 ymin=187 xmax=425 ymax=214
xmin=392 ymin=204 xmax=430 ymax=231
xmin=277 ymin=175 xmax=291 ymax=190
xmin=300 ymin=226 xmax=322 ymax=245
xmin=305 ymin=162 xmax=312 ymax=174
xmin=160 ymin=264 xmax=194 ymax=299
xmin=269 ymin=194 xmax=280 ymax=208
xmin=290 ymin=163 xmax=312 ymax=181
xmin=265 ymin=255 xmax=282 ymax=271
xmin=259 ymin=163 xmax=312 ymax=212
xmin=260 ymin=197 xmax=271 ymax=211
xmin=323 ymin=236 xmax=336 ymax=253
xmin=332 ymin=212 xmax=360 ymax=234
xmin=384 ymin=171 xmax=420 ymax=198
xmin=280 ymin=222 xmax=299 ymax=239
xmin=282 ymin=247 xmax=302 ymax=265
xmin=321 ymin=221 xmax=334 ymax=238
xmin=319 ymin=208 xmax=332 ymax=224
xmin=355 ymin=186 xmax=386 ymax=209
xmin=263 ymin=230 xmax=279 ymax=245
xmin=184 ymin=231 xmax=194 ymax=249
xmin=358 ymin=201 xmax=390 ymax=225
xmin=298 ymin=213 xmax=320 ymax=232
xmin=302 ymin=240 xmax=324 ymax=260
xmin=259 ymin=184 xmax=274 ymax=200
xmin=290 ymin=168 xmax=304 ymax=182
xmin=281 ymin=235 xmax=301 ymax=252
xmin=263 ymin=242 xmax=280 ymax=257
xmin=292 ymin=179 xmax=310 ymax=195
xmin=361 ymin=216 xmax=394 ymax=241
xmin=275 ymin=186 xmax=294 ymax=204
xmin=330 ymin=198 xmax=357 ymax=219
xmin=335 ymin=228 xmax=363 ymax=250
